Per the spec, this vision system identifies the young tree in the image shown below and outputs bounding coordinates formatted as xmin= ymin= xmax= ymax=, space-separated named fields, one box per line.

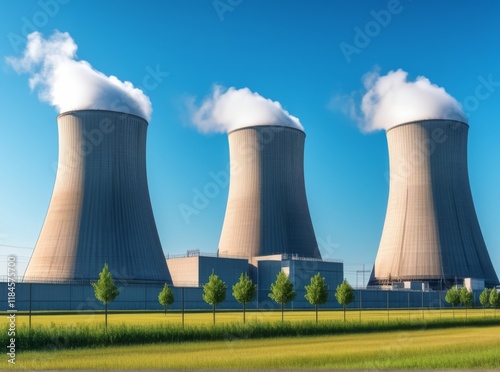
xmin=460 ymin=287 xmax=473 ymax=320
xmin=158 ymin=283 xmax=175 ymax=316
xmin=304 ymin=273 xmax=329 ymax=324
xmin=479 ymin=288 xmax=490 ymax=317
xmin=92 ymin=263 xmax=120 ymax=329
xmin=269 ymin=271 xmax=296 ymax=322
xmin=203 ymin=272 xmax=226 ymax=324
xmin=445 ymin=286 xmax=461 ymax=318
xmin=335 ymin=279 xmax=355 ymax=322
xmin=490 ymin=288 xmax=499 ymax=317
xmin=232 ymin=273 xmax=257 ymax=324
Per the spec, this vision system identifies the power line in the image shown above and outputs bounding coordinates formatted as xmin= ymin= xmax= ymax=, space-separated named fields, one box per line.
xmin=0 ymin=256 xmax=30 ymax=261
xmin=0 ymin=244 xmax=33 ymax=249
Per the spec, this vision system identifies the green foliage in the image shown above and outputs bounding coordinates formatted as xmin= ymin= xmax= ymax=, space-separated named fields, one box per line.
xmin=479 ymin=288 xmax=490 ymax=308
xmin=6 ymin=317 xmax=500 ymax=352
xmin=203 ymin=272 xmax=227 ymax=324
xmin=490 ymin=288 xmax=500 ymax=308
xmin=459 ymin=287 xmax=473 ymax=319
xmin=335 ymin=279 xmax=355 ymax=307
xmin=305 ymin=273 xmax=329 ymax=323
xmin=269 ymin=271 xmax=296 ymax=305
xmin=269 ymin=271 xmax=296 ymax=321
xmin=232 ymin=273 xmax=257 ymax=305
xmin=445 ymin=286 xmax=461 ymax=308
xmin=460 ymin=287 xmax=473 ymax=308
xmin=14 ymin=326 xmax=500 ymax=370
xmin=158 ymin=283 xmax=175 ymax=315
xmin=232 ymin=273 xmax=257 ymax=323
xmin=335 ymin=279 xmax=354 ymax=321
xmin=305 ymin=273 xmax=329 ymax=306
xmin=91 ymin=263 xmax=120 ymax=305
xmin=91 ymin=263 xmax=119 ymax=328
xmin=203 ymin=272 xmax=227 ymax=306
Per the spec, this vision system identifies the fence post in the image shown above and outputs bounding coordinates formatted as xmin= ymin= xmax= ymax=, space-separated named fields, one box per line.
xmin=408 ymin=290 xmax=410 ymax=320
xmin=387 ymin=291 xmax=390 ymax=322
xmin=439 ymin=290 xmax=442 ymax=318
xmin=181 ymin=287 xmax=185 ymax=328
xmin=421 ymin=286 xmax=424 ymax=320
xmin=29 ymin=282 xmax=32 ymax=331
xmin=359 ymin=290 xmax=362 ymax=322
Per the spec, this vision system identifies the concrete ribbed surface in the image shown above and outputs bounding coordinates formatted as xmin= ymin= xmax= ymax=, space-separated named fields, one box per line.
xmin=218 ymin=125 xmax=320 ymax=259
xmin=24 ymin=110 xmax=170 ymax=282
xmin=371 ymin=120 xmax=498 ymax=287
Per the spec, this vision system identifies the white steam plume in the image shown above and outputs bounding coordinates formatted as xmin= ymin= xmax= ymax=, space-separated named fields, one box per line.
xmin=6 ymin=31 xmax=152 ymax=121
xmin=190 ymin=85 xmax=304 ymax=133
xmin=351 ymin=69 xmax=467 ymax=132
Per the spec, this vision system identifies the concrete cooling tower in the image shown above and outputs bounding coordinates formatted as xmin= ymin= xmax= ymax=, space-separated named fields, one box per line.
xmin=370 ymin=119 xmax=498 ymax=288
xmin=218 ymin=125 xmax=321 ymax=259
xmin=24 ymin=110 xmax=170 ymax=282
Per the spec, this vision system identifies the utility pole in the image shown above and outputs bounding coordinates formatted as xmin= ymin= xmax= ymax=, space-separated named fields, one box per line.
xmin=359 ymin=290 xmax=362 ymax=322
xmin=356 ymin=264 xmax=371 ymax=288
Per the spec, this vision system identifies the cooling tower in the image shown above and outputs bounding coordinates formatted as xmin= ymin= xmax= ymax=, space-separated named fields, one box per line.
xmin=218 ymin=125 xmax=321 ymax=259
xmin=24 ymin=110 xmax=170 ymax=282
xmin=370 ymin=119 xmax=498 ymax=288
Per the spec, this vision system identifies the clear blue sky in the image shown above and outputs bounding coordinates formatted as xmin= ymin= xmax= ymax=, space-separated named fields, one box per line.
xmin=1 ymin=0 xmax=499 ymax=286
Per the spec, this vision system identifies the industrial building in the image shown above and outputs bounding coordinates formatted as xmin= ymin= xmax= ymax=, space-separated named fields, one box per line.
xmin=250 ymin=254 xmax=343 ymax=305
xmin=166 ymin=251 xmax=343 ymax=305
xmin=166 ymin=123 xmax=339 ymax=297
xmin=166 ymin=253 xmax=249 ymax=287
xmin=15 ymin=114 xmax=498 ymax=311
xmin=24 ymin=110 xmax=170 ymax=283
xmin=218 ymin=125 xmax=321 ymax=259
xmin=370 ymin=119 xmax=499 ymax=289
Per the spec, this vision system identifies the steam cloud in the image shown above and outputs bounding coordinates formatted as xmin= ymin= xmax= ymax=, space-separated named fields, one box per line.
xmin=190 ymin=85 xmax=304 ymax=133
xmin=6 ymin=31 xmax=152 ymax=121
xmin=345 ymin=69 xmax=467 ymax=132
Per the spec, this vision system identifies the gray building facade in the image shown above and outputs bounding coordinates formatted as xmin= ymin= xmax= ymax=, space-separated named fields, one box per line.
xmin=0 ymin=280 xmax=469 ymax=312
xmin=253 ymin=255 xmax=343 ymax=307
xmin=166 ymin=254 xmax=249 ymax=288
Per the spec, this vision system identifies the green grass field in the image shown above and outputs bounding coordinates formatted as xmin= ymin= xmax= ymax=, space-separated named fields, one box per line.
xmin=6 ymin=309 xmax=500 ymax=370
xmin=14 ymin=307 xmax=499 ymax=327
xmin=10 ymin=325 xmax=500 ymax=370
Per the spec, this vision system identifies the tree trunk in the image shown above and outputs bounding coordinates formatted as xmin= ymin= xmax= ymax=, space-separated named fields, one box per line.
xmin=315 ymin=304 xmax=318 ymax=325
xmin=105 ymin=302 xmax=108 ymax=330
xmin=243 ymin=302 xmax=246 ymax=324
xmin=343 ymin=305 xmax=346 ymax=322
xmin=165 ymin=305 xmax=167 ymax=316
xmin=465 ymin=304 xmax=467 ymax=320
xmin=281 ymin=302 xmax=284 ymax=322
xmin=213 ymin=304 xmax=216 ymax=325
xmin=453 ymin=306 xmax=455 ymax=319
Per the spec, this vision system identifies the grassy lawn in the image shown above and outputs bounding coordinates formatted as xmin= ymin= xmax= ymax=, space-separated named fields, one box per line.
xmin=10 ymin=325 xmax=500 ymax=370
xmin=14 ymin=308 xmax=498 ymax=327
